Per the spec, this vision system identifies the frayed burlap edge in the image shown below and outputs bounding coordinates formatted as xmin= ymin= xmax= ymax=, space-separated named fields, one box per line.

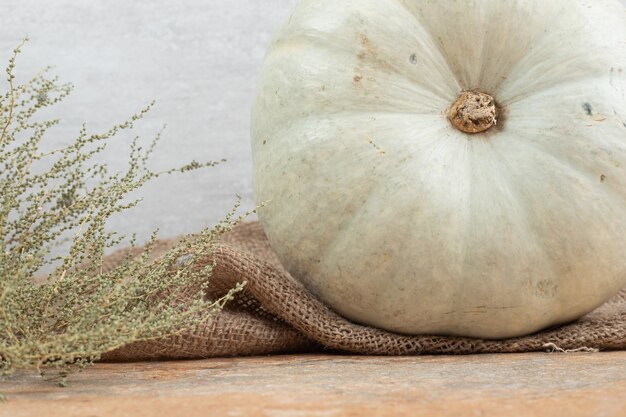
xmin=102 ymin=222 xmax=626 ymax=361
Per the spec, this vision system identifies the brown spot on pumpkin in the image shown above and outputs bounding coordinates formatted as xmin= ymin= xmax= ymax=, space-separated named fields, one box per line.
xmin=536 ymin=280 xmax=558 ymax=299
xmin=367 ymin=138 xmax=386 ymax=155
xmin=353 ymin=75 xmax=363 ymax=86
xmin=357 ymin=34 xmax=378 ymax=59
xmin=262 ymin=139 xmax=267 ymax=145
xmin=409 ymin=53 xmax=417 ymax=64
xmin=601 ymin=174 xmax=607 ymax=182
xmin=583 ymin=103 xmax=593 ymax=116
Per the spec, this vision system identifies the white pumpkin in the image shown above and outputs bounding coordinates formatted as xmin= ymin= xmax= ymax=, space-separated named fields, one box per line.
xmin=251 ymin=0 xmax=626 ymax=339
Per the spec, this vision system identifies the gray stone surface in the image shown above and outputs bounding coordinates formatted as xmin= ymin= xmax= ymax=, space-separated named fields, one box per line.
xmin=1 ymin=0 xmax=625 ymax=243
xmin=0 ymin=0 xmax=297 ymax=243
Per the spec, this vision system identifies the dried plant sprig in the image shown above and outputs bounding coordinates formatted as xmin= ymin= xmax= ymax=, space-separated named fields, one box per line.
xmin=0 ymin=40 xmax=244 ymax=381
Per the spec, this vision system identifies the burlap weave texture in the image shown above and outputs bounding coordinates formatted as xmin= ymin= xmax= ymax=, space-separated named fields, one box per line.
xmin=102 ymin=222 xmax=626 ymax=361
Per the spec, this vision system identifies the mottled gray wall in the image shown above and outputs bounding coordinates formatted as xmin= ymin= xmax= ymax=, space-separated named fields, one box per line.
xmin=1 ymin=0 xmax=625 ymax=243
xmin=1 ymin=0 xmax=298 ymax=242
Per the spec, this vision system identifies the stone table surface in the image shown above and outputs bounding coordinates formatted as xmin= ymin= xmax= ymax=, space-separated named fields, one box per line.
xmin=2 ymin=352 xmax=625 ymax=417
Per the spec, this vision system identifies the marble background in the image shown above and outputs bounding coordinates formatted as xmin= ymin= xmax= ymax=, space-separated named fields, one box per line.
xmin=1 ymin=0 xmax=624 ymax=243
xmin=1 ymin=0 xmax=298 ymax=243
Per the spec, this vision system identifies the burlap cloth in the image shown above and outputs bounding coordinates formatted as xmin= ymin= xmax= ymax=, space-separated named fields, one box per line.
xmin=102 ymin=222 xmax=626 ymax=361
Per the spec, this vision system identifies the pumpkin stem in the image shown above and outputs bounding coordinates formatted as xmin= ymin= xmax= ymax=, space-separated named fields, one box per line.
xmin=448 ymin=91 xmax=498 ymax=134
